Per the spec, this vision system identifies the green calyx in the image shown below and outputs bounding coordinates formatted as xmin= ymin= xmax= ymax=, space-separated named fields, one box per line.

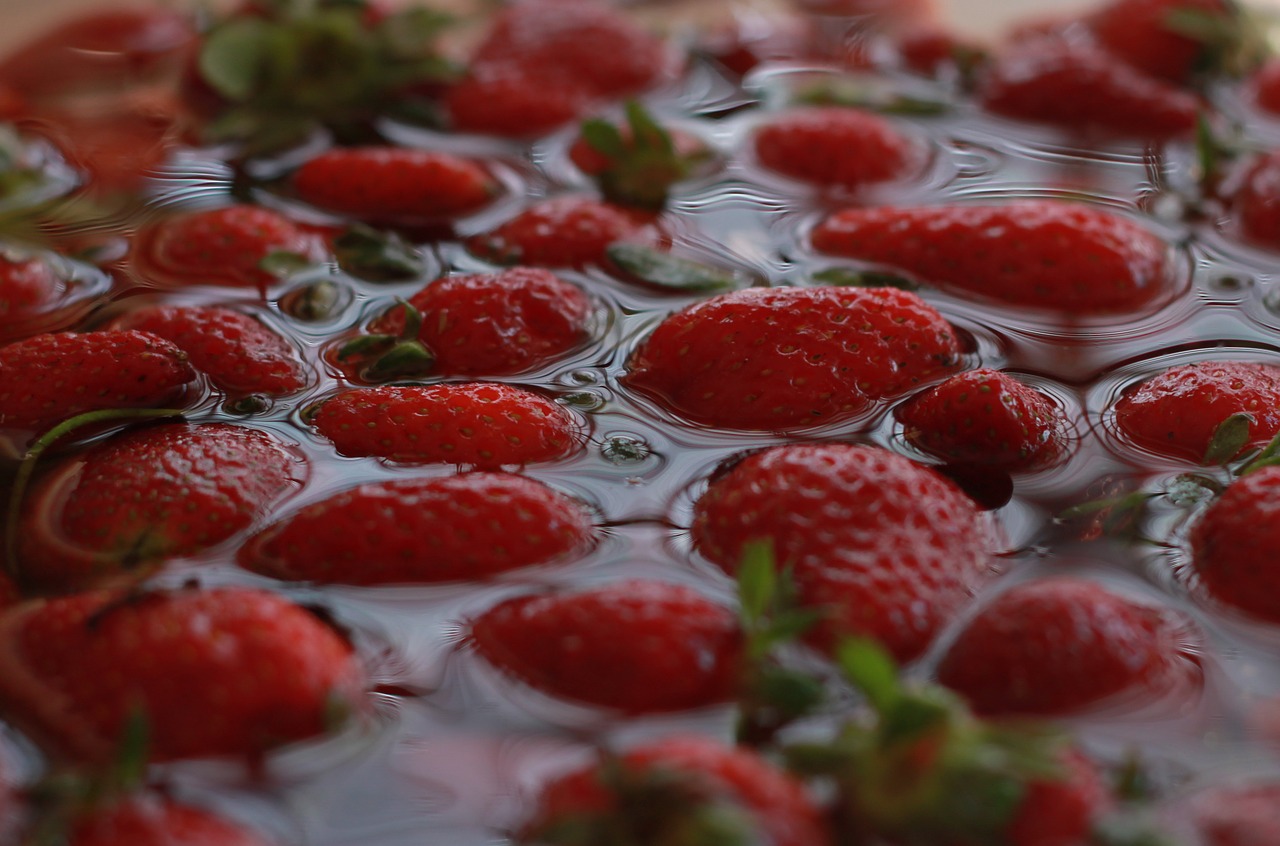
xmin=580 ymin=102 xmax=710 ymax=210
xmin=1167 ymin=0 xmax=1271 ymax=80
xmin=337 ymin=298 xmax=436 ymax=380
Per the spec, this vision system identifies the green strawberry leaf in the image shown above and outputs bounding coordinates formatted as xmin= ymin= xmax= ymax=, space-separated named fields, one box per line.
xmin=1239 ymin=428 xmax=1280 ymax=476
xmin=796 ymin=79 xmax=950 ymax=115
xmin=1203 ymin=412 xmax=1254 ymax=464
xmin=259 ymin=249 xmax=315 ymax=277
xmin=337 ymin=333 xmax=397 ymax=360
xmin=737 ymin=540 xmax=776 ymax=632
xmin=334 ymin=224 xmax=425 ymax=282
xmin=812 ymin=267 xmax=920 ymax=290
xmin=580 ymin=118 xmax=628 ymax=160
xmin=607 ymin=243 xmax=740 ymax=292
xmin=579 ymin=101 xmax=708 ymax=209
xmin=280 ymin=278 xmax=349 ymax=321
xmin=366 ymin=339 xmax=434 ymax=378
xmin=834 ymin=638 xmax=900 ymax=714
xmin=199 ymin=18 xmax=275 ymax=102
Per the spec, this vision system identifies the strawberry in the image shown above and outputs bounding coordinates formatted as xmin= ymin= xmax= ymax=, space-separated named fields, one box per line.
xmin=239 ymin=473 xmax=594 ymax=585
xmin=445 ymin=64 xmax=591 ymax=138
xmin=32 ymin=99 xmax=180 ymax=196
xmin=1189 ymin=465 xmax=1280 ymax=621
xmin=467 ymin=196 xmax=657 ymax=268
xmin=811 ymin=200 xmax=1170 ymax=311
xmin=357 ymin=267 xmax=591 ymax=378
xmin=1180 ymin=782 xmax=1280 ymax=845
xmin=936 ymin=578 xmax=1201 ymax=717
xmin=978 ymin=36 xmax=1200 ymax=139
xmin=0 ymin=254 xmax=62 ymax=328
xmin=897 ymin=24 xmax=988 ymax=79
xmin=752 ymin=106 xmax=926 ymax=191
xmin=468 ymin=580 xmax=742 ymax=713
xmin=1249 ymin=57 xmax=1280 ymax=115
xmin=1112 ymin=361 xmax=1280 ymax=463
xmin=625 ymin=286 xmax=961 ymax=430
xmin=291 ymin=147 xmax=497 ymax=223
xmin=521 ymin=735 xmax=828 ymax=846
xmin=129 ymin=205 xmax=328 ymax=290
xmin=0 ymin=330 xmax=195 ymax=433
xmin=1229 ymin=150 xmax=1280 ymax=249
xmin=62 ymin=795 xmax=275 ymax=846
xmin=110 ymin=305 xmax=307 ymax=396
xmin=1085 ymin=0 xmax=1235 ymax=84
xmin=896 ymin=368 xmax=1069 ymax=470
xmin=692 ymin=443 xmax=992 ymax=661
xmin=310 ymin=383 xmax=582 ymax=467
xmin=0 ymin=585 xmax=363 ymax=764
xmin=18 ymin=422 xmax=305 ymax=589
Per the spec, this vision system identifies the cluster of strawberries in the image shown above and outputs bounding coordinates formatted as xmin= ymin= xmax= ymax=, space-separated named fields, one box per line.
xmin=2 ymin=0 xmax=1280 ymax=843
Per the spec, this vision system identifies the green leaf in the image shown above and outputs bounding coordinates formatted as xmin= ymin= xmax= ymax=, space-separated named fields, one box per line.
xmin=1204 ymin=412 xmax=1254 ymax=464
xmin=797 ymin=80 xmax=949 ymax=115
xmin=753 ymin=666 xmax=826 ymax=717
xmin=625 ymin=100 xmax=674 ymax=155
xmin=737 ymin=540 xmax=777 ymax=628
xmin=259 ymin=250 xmax=314 ymax=277
xmin=334 ymin=225 xmax=424 ymax=282
xmin=199 ymin=18 xmax=275 ymax=101
xmin=607 ymin=243 xmax=739 ymax=291
xmin=1239 ymin=429 xmax=1280 ymax=476
xmin=280 ymin=278 xmax=347 ymax=321
xmin=580 ymin=118 xmax=628 ymax=160
xmin=337 ymin=333 xmax=397 ymax=360
xmin=880 ymin=691 xmax=953 ymax=746
xmin=834 ymin=638 xmax=900 ymax=713
xmin=812 ymin=267 xmax=920 ymax=290
xmin=367 ymin=340 xmax=434 ymax=378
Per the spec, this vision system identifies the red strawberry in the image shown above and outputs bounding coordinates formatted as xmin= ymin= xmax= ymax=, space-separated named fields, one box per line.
xmin=752 ymin=106 xmax=926 ymax=191
xmin=978 ymin=36 xmax=1200 ymax=139
xmin=1180 ymin=782 xmax=1280 ymax=845
xmin=63 ymin=795 xmax=275 ymax=846
xmin=445 ymin=64 xmax=591 ymax=138
xmin=310 ymin=383 xmax=582 ymax=467
xmin=111 ymin=305 xmax=307 ymax=396
xmin=522 ymin=735 xmax=828 ymax=846
xmin=130 ymin=205 xmax=328 ymax=290
xmin=1004 ymin=751 xmax=1112 ymax=846
xmin=240 ymin=473 xmax=594 ymax=585
xmin=692 ymin=443 xmax=992 ymax=661
xmin=0 ymin=254 xmax=63 ymax=330
xmin=291 ymin=147 xmax=497 ymax=223
xmin=1112 ymin=361 xmax=1280 ymax=463
xmin=1086 ymin=0 xmax=1233 ymax=84
xmin=625 ymin=286 xmax=961 ymax=431
xmin=1249 ymin=57 xmax=1280 ymax=115
xmin=33 ymin=99 xmax=180 ymax=196
xmin=1230 ymin=150 xmax=1280 ymax=249
xmin=896 ymin=368 xmax=1069 ymax=469
xmin=897 ymin=24 xmax=988 ymax=78
xmin=0 ymin=330 xmax=195 ymax=433
xmin=811 ymin=200 xmax=1170 ymax=311
xmin=1189 ymin=465 xmax=1280 ymax=621
xmin=468 ymin=580 xmax=742 ymax=713
xmin=18 ymin=422 xmax=305 ymax=589
xmin=936 ymin=578 xmax=1201 ymax=716
xmin=467 ymin=196 xmax=657 ymax=268
xmin=0 ymin=586 xmax=363 ymax=764
xmin=362 ymin=267 xmax=591 ymax=377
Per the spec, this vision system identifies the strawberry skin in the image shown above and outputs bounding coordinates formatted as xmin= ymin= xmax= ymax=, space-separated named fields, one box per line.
xmin=753 ymin=106 xmax=926 ymax=190
xmin=311 ymin=383 xmax=581 ymax=466
xmin=936 ymin=578 xmax=1200 ymax=716
xmin=0 ymin=255 xmax=60 ymax=324
xmin=0 ymin=330 xmax=194 ymax=432
xmin=19 ymin=422 xmax=305 ymax=589
xmin=1004 ymin=750 xmax=1112 ymax=846
xmin=1086 ymin=0 xmax=1231 ymax=84
xmin=370 ymin=268 xmax=591 ymax=376
xmin=446 ymin=64 xmax=591 ymax=138
xmin=469 ymin=580 xmax=743 ymax=713
xmin=1231 ymin=150 xmax=1280 ymax=249
xmin=524 ymin=735 xmax=828 ymax=846
xmin=1250 ymin=58 xmax=1280 ymax=115
xmin=896 ymin=368 xmax=1068 ymax=469
xmin=240 ymin=473 xmax=594 ymax=585
xmin=66 ymin=795 xmax=274 ymax=846
xmin=468 ymin=196 xmax=656 ymax=268
xmin=292 ymin=147 xmax=497 ymax=222
xmin=812 ymin=200 xmax=1170 ymax=311
xmin=1190 ymin=466 xmax=1280 ymax=621
xmin=626 ymin=286 xmax=961 ymax=430
xmin=112 ymin=305 xmax=306 ymax=396
xmin=692 ymin=443 xmax=992 ymax=661
xmin=1182 ymin=782 xmax=1280 ymax=845
xmin=0 ymin=586 xmax=364 ymax=764
xmin=1113 ymin=361 xmax=1280 ymax=463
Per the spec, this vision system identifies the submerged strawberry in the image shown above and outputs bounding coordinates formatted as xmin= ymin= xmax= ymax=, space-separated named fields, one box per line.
xmin=752 ymin=106 xmax=926 ymax=191
xmin=1086 ymin=0 xmax=1235 ymax=84
xmin=468 ymin=196 xmax=656 ymax=268
xmin=445 ymin=64 xmax=591 ymax=138
xmin=240 ymin=473 xmax=594 ymax=585
xmin=812 ymin=200 xmax=1171 ymax=311
xmin=56 ymin=795 xmax=276 ymax=846
xmin=469 ymin=580 xmax=742 ymax=713
xmin=0 ymin=254 xmax=60 ymax=324
xmin=1189 ymin=465 xmax=1280 ymax=621
xmin=1229 ymin=149 xmax=1280 ymax=249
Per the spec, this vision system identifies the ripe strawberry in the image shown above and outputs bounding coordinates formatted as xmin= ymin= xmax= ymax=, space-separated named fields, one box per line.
xmin=310 ymin=383 xmax=581 ymax=467
xmin=1189 ymin=465 xmax=1280 ymax=621
xmin=978 ymin=36 xmax=1200 ymax=139
xmin=692 ymin=443 xmax=992 ymax=661
xmin=18 ymin=422 xmax=305 ymax=589
xmin=467 ymin=196 xmax=657 ymax=268
xmin=0 ymin=330 xmax=195 ymax=433
xmin=625 ymin=286 xmax=961 ymax=431
xmin=936 ymin=578 xmax=1201 ymax=716
xmin=445 ymin=64 xmax=591 ymax=138
xmin=0 ymin=254 xmax=63 ymax=329
xmin=896 ymin=368 xmax=1069 ymax=469
xmin=468 ymin=580 xmax=742 ymax=713
xmin=291 ymin=147 xmax=497 ymax=223
xmin=752 ymin=106 xmax=926 ymax=191
xmin=240 ymin=473 xmax=594 ymax=585
xmin=1086 ymin=0 xmax=1233 ymax=84
xmin=1112 ymin=361 xmax=1280 ymax=463
xmin=522 ymin=735 xmax=828 ymax=846
xmin=1249 ymin=57 xmax=1280 ymax=115
xmin=571 ymin=103 xmax=713 ymax=209
xmin=33 ymin=100 xmax=180 ymax=196
xmin=1230 ymin=150 xmax=1280 ymax=249
xmin=1180 ymin=782 xmax=1280 ymax=845
xmin=362 ymin=268 xmax=591 ymax=377
xmin=61 ymin=795 xmax=275 ymax=846
xmin=0 ymin=586 xmax=363 ymax=764
xmin=111 ymin=305 xmax=306 ymax=396
xmin=130 ymin=205 xmax=329 ymax=290
xmin=897 ymin=24 xmax=988 ymax=78
xmin=811 ymin=200 xmax=1170 ymax=311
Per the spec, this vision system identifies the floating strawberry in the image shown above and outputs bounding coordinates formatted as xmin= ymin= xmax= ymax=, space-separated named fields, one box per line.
xmin=1229 ymin=149 xmax=1280 ymax=249
xmin=0 ymin=330 xmax=195 ymax=433
xmin=32 ymin=99 xmax=181 ymax=196
xmin=291 ymin=147 xmax=497 ymax=223
xmin=1249 ymin=57 xmax=1280 ymax=115
xmin=936 ymin=578 xmax=1201 ymax=716
xmin=625 ymin=286 xmax=961 ymax=430
xmin=692 ymin=443 xmax=992 ymax=661
xmin=572 ymin=102 xmax=712 ymax=209
xmin=240 ymin=473 xmax=594 ymax=585
xmin=1085 ymin=0 xmax=1239 ymax=84
xmin=0 ymin=254 xmax=60 ymax=324
xmin=1113 ymin=360 xmax=1280 ymax=463
xmin=0 ymin=585 xmax=364 ymax=764
xmin=896 ymin=368 xmax=1069 ymax=470
xmin=811 ymin=200 xmax=1171 ymax=311
xmin=61 ymin=795 xmax=276 ymax=846
xmin=467 ymin=196 xmax=657 ymax=268
xmin=445 ymin=64 xmax=591 ymax=138
xmin=111 ymin=305 xmax=306 ymax=397
xmin=310 ymin=383 xmax=582 ymax=467
xmin=468 ymin=580 xmax=742 ymax=713
xmin=752 ymin=106 xmax=926 ymax=191
xmin=17 ymin=422 xmax=305 ymax=589
xmin=521 ymin=735 xmax=828 ymax=846
xmin=1189 ymin=464 xmax=1280 ymax=621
